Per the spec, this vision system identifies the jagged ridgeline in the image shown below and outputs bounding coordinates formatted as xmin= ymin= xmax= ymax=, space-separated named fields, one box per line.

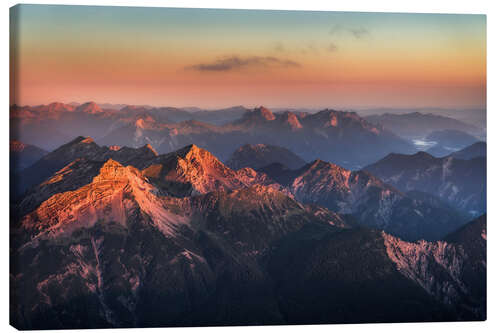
xmin=11 ymin=103 xmax=417 ymax=169
xmin=10 ymin=137 xmax=485 ymax=329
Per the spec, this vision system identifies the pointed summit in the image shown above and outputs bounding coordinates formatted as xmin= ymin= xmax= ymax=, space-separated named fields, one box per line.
xmin=141 ymin=143 xmax=158 ymax=156
xmin=255 ymin=106 xmax=276 ymax=120
xmin=173 ymin=144 xmax=220 ymax=164
xmin=135 ymin=116 xmax=156 ymax=129
xmin=65 ymin=136 xmax=96 ymax=146
xmin=75 ymin=101 xmax=103 ymax=114
xmin=93 ymin=159 xmax=130 ymax=182
xmin=143 ymin=144 xmax=272 ymax=196
xmin=236 ymin=106 xmax=276 ymax=125
xmin=280 ymin=111 xmax=303 ymax=129
xmin=46 ymin=102 xmax=75 ymax=113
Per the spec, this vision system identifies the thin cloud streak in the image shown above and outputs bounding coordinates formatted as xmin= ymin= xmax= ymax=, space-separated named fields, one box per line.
xmin=185 ymin=56 xmax=301 ymax=72
xmin=330 ymin=24 xmax=370 ymax=39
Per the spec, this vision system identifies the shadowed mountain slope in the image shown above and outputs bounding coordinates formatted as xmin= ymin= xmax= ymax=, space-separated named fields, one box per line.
xmin=226 ymin=144 xmax=306 ymax=170
xmin=363 ymin=151 xmax=486 ymax=215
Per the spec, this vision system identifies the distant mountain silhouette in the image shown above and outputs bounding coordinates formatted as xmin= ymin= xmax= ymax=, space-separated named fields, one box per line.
xmin=10 ymin=140 xmax=47 ymax=171
xmin=11 ymin=103 xmax=416 ymax=169
xmin=449 ymin=142 xmax=486 ymax=160
xmin=226 ymin=144 xmax=306 ymax=170
xmin=364 ymin=151 xmax=486 ymax=215
xmin=365 ymin=112 xmax=479 ymax=139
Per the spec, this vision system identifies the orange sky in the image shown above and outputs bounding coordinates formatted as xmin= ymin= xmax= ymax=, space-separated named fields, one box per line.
xmin=10 ymin=5 xmax=486 ymax=109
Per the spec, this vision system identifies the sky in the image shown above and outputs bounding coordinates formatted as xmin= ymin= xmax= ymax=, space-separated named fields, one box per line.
xmin=10 ymin=5 xmax=486 ymax=109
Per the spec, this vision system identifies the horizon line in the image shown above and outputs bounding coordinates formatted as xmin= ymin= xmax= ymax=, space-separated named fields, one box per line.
xmin=9 ymin=100 xmax=487 ymax=112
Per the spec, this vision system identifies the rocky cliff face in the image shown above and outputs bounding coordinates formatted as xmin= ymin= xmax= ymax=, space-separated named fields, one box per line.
xmin=383 ymin=214 xmax=486 ymax=318
xmin=10 ymin=139 xmax=486 ymax=329
xmin=261 ymin=159 xmax=467 ymax=241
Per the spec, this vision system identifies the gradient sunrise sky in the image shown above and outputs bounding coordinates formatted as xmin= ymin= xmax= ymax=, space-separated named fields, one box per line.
xmin=10 ymin=4 xmax=486 ymax=109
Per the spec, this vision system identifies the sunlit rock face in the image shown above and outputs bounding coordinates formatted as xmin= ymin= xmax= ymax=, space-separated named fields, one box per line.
xmin=10 ymin=140 xmax=485 ymax=329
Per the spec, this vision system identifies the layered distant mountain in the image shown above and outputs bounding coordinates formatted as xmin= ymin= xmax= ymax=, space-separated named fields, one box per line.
xmin=10 ymin=140 xmax=47 ymax=171
xmin=449 ymin=142 xmax=486 ymax=160
xmin=426 ymin=129 xmax=479 ymax=148
xmin=10 ymin=137 xmax=486 ymax=328
xmin=99 ymin=106 xmax=416 ymax=169
xmin=226 ymin=144 xmax=306 ymax=170
xmin=10 ymin=102 xmax=120 ymax=150
xmin=11 ymin=103 xmax=417 ymax=169
xmin=365 ymin=112 xmax=479 ymax=139
xmin=188 ymin=105 xmax=249 ymax=125
xmin=425 ymin=130 xmax=479 ymax=157
xmin=364 ymin=150 xmax=486 ymax=215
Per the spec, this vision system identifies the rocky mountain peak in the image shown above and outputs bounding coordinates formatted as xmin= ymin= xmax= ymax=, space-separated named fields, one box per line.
xmin=47 ymin=102 xmax=74 ymax=112
xmin=256 ymin=106 xmax=276 ymax=120
xmin=175 ymin=143 xmax=205 ymax=159
xmin=281 ymin=111 xmax=303 ymax=129
xmin=75 ymin=101 xmax=103 ymax=114
xmin=239 ymin=106 xmax=276 ymax=124
xmin=66 ymin=136 xmax=95 ymax=145
xmin=92 ymin=159 xmax=131 ymax=182
xmin=134 ymin=116 xmax=156 ymax=129
xmin=141 ymin=143 xmax=159 ymax=156
xmin=307 ymin=159 xmax=337 ymax=171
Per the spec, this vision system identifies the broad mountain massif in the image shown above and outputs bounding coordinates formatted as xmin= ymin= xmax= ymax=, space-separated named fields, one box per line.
xmin=10 ymin=102 xmax=486 ymax=329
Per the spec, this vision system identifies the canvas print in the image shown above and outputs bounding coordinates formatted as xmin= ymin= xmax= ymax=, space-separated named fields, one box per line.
xmin=9 ymin=4 xmax=486 ymax=329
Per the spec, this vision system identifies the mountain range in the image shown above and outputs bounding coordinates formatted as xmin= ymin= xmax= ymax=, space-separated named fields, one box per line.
xmin=363 ymin=144 xmax=486 ymax=216
xmin=11 ymin=102 xmax=419 ymax=169
xmin=10 ymin=136 xmax=486 ymax=328
xmin=425 ymin=130 xmax=480 ymax=157
xmin=10 ymin=97 xmax=487 ymax=330
xmin=365 ymin=112 xmax=480 ymax=140
xmin=12 ymin=137 xmax=472 ymax=241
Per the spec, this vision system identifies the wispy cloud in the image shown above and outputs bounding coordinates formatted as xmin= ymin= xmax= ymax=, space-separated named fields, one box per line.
xmin=185 ymin=56 xmax=301 ymax=72
xmin=349 ymin=27 xmax=369 ymax=39
xmin=330 ymin=24 xmax=370 ymax=39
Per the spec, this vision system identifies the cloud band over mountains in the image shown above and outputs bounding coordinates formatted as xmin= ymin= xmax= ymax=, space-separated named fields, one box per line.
xmin=186 ymin=56 xmax=301 ymax=72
